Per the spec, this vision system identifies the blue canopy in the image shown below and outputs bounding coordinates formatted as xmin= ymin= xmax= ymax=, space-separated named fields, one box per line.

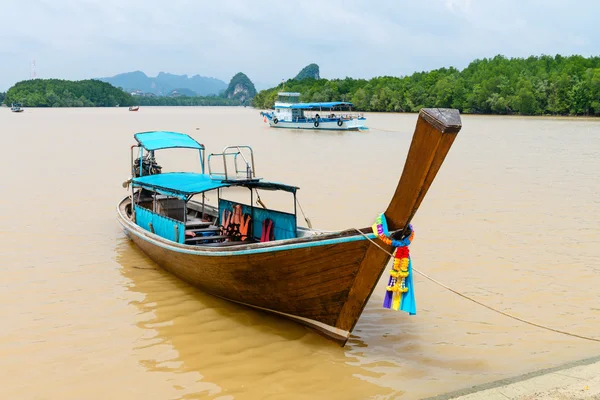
xmin=133 ymin=173 xmax=227 ymax=198
xmin=134 ymin=131 xmax=204 ymax=151
xmin=276 ymin=101 xmax=354 ymax=110
xmin=132 ymin=172 xmax=298 ymax=199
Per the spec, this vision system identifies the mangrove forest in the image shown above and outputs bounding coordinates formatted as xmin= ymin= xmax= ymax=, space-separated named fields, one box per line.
xmin=253 ymin=55 xmax=600 ymax=116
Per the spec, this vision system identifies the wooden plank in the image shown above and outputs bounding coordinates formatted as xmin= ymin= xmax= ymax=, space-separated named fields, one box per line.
xmin=185 ymin=220 xmax=212 ymax=227
xmin=185 ymin=235 xmax=229 ymax=243
xmin=385 ymin=108 xmax=461 ymax=231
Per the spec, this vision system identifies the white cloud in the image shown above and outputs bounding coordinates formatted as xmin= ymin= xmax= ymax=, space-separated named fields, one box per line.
xmin=444 ymin=0 xmax=472 ymax=13
xmin=1 ymin=0 xmax=599 ymax=90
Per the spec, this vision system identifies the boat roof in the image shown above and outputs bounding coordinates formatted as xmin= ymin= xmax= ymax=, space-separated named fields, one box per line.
xmin=132 ymin=172 xmax=298 ymax=198
xmin=134 ymin=131 xmax=204 ymax=151
xmin=276 ymin=101 xmax=354 ymax=109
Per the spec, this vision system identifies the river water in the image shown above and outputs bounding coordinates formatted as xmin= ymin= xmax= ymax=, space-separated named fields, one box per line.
xmin=1 ymin=107 xmax=599 ymax=399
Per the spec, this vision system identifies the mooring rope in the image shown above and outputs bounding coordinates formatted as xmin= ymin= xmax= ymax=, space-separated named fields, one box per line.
xmin=367 ymin=126 xmax=400 ymax=133
xmin=353 ymin=228 xmax=600 ymax=343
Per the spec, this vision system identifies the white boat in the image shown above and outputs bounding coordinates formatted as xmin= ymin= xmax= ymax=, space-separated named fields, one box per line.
xmin=260 ymin=92 xmax=367 ymax=131
xmin=11 ymin=103 xmax=24 ymax=113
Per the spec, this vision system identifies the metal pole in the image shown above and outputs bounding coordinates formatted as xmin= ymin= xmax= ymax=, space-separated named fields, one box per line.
xmin=293 ymin=191 xmax=298 ymax=233
xmin=139 ymin=147 xmax=143 ymax=177
xmin=250 ymin=188 xmax=254 ymax=240
xmin=183 ymin=197 xmax=187 ymax=224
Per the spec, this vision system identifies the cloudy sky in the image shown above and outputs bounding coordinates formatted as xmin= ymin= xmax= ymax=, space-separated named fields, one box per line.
xmin=1 ymin=0 xmax=598 ymax=90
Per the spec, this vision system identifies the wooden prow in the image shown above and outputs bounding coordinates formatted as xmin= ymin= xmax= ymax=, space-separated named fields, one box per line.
xmin=334 ymin=108 xmax=462 ymax=341
xmin=385 ymin=108 xmax=462 ymax=232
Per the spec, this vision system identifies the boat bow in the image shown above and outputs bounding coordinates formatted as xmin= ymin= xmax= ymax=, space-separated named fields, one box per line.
xmin=335 ymin=108 xmax=462 ymax=337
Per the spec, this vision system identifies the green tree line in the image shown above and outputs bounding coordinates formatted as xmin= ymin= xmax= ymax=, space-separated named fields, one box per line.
xmin=253 ymin=55 xmax=600 ymax=116
xmin=133 ymin=95 xmax=241 ymax=106
xmin=5 ymin=79 xmax=134 ymax=107
xmin=2 ymin=78 xmax=245 ymax=107
xmin=0 ymin=92 xmax=5 ymax=104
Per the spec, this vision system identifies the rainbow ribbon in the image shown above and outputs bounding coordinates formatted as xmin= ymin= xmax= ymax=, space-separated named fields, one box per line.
xmin=371 ymin=214 xmax=416 ymax=315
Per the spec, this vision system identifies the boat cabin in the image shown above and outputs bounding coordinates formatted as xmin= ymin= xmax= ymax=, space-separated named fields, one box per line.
xmin=276 ymin=92 xmax=300 ymax=104
xmin=127 ymin=131 xmax=305 ymax=247
xmin=272 ymin=92 xmax=358 ymax=123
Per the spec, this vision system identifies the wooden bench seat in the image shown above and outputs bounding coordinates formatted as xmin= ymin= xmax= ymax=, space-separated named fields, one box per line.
xmin=200 ymin=238 xmax=259 ymax=247
xmin=185 ymin=219 xmax=212 ymax=228
xmin=187 ymin=226 xmax=220 ymax=234
xmin=184 ymin=235 xmax=229 ymax=244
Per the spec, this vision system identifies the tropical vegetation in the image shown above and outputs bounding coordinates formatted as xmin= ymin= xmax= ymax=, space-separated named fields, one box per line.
xmin=4 ymin=79 xmax=133 ymax=107
xmin=253 ymin=55 xmax=600 ymax=116
xmin=2 ymin=72 xmax=259 ymax=107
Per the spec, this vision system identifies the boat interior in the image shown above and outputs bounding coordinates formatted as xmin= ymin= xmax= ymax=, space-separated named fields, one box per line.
xmin=125 ymin=133 xmax=322 ymax=248
xmin=126 ymin=189 xmax=317 ymax=247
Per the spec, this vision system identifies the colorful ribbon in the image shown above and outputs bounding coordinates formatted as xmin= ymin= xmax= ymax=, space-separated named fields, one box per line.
xmin=371 ymin=214 xmax=416 ymax=315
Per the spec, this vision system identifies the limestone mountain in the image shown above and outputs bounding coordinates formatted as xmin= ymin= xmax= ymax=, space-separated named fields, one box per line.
xmin=294 ymin=63 xmax=320 ymax=80
xmin=223 ymin=73 xmax=257 ymax=104
xmin=98 ymin=71 xmax=227 ymax=96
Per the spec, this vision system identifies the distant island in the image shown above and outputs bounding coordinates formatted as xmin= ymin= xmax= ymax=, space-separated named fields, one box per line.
xmin=3 ymin=72 xmax=257 ymax=107
xmin=4 ymin=79 xmax=132 ymax=107
xmin=254 ymin=55 xmax=600 ymax=116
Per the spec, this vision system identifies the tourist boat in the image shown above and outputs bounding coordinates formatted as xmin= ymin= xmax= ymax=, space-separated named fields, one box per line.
xmin=117 ymin=108 xmax=462 ymax=345
xmin=129 ymin=106 xmax=140 ymax=111
xmin=260 ymin=92 xmax=366 ymax=130
xmin=11 ymin=103 xmax=24 ymax=113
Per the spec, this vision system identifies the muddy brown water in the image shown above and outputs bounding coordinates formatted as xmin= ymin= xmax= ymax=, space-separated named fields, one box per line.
xmin=1 ymin=107 xmax=599 ymax=399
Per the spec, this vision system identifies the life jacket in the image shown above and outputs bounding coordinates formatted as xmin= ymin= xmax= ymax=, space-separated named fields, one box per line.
xmin=220 ymin=209 xmax=232 ymax=235
xmin=260 ymin=218 xmax=274 ymax=242
xmin=224 ymin=205 xmax=250 ymax=241
xmin=239 ymin=214 xmax=251 ymax=241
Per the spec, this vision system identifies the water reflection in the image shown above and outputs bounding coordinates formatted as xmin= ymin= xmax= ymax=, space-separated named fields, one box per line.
xmin=114 ymin=237 xmax=399 ymax=399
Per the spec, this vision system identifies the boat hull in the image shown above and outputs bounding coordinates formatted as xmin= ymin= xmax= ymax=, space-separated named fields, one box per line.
xmin=117 ymin=198 xmax=390 ymax=344
xmin=263 ymin=115 xmax=366 ymax=131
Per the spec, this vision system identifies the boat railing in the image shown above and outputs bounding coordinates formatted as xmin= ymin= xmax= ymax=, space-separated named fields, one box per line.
xmin=208 ymin=145 xmax=257 ymax=181
xmin=302 ymin=111 xmax=364 ymax=121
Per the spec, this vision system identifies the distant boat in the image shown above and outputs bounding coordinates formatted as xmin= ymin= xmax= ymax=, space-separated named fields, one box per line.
xmin=260 ymin=92 xmax=366 ymax=131
xmin=129 ymin=106 xmax=140 ymax=112
xmin=10 ymin=103 xmax=24 ymax=113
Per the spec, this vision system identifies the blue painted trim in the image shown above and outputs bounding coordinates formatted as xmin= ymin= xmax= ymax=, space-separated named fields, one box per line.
xmin=120 ymin=214 xmax=374 ymax=257
xmin=269 ymin=125 xmax=361 ymax=131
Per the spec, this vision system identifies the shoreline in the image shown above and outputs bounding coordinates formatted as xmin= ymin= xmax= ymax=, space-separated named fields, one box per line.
xmin=423 ymin=355 xmax=600 ymax=400
xmin=2 ymin=104 xmax=599 ymax=119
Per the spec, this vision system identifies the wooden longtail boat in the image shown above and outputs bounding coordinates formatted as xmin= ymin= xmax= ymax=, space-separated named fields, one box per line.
xmin=116 ymin=108 xmax=462 ymax=345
